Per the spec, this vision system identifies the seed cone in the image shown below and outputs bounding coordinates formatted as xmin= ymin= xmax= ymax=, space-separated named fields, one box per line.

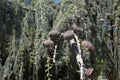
xmin=81 ymin=40 xmax=95 ymax=52
xmin=63 ymin=30 xmax=74 ymax=40
xmin=43 ymin=39 xmax=54 ymax=47
xmin=48 ymin=30 xmax=60 ymax=38
xmin=71 ymin=23 xmax=83 ymax=32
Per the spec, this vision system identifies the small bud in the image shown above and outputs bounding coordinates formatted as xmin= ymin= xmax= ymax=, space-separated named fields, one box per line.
xmin=71 ymin=23 xmax=83 ymax=32
xmin=106 ymin=13 xmax=110 ymax=19
xmin=85 ymin=68 xmax=94 ymax=78
xmin=63 ymin=30 xmax=74 ymax=40
xmin=81 ymin=40 xmax=95 ymax=52
xmin=100 ymin=18 xmax=104 ymax=22
xmin=43 ymin=39 xmax=54 ymax=48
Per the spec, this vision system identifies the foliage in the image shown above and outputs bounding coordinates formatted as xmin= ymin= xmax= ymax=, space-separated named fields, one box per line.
xmin=0 ymin=0 xmax=120 ymax=80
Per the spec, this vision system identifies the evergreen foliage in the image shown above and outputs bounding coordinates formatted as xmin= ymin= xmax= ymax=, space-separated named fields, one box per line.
xmin=0 ymin=0 xmax=120 ymax=80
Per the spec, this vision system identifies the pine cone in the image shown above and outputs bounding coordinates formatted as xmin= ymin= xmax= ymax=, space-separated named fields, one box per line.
xmin=63 ymin=30 xmax=74 ymax=40
xmin=43 ymin=39 xmax=54 ymax=48
xmin=48 ymin=30 xmax=60 ymax=38
xmin=81 ymin=40 xmax=95 ymax=52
